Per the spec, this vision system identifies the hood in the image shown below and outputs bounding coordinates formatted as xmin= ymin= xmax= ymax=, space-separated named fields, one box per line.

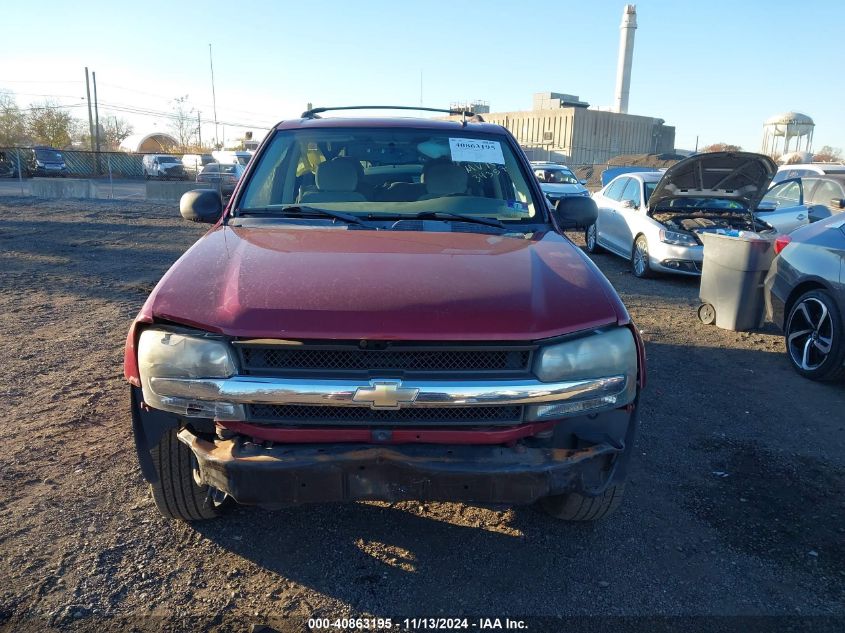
xmin=144 ymin=226 xmax=624 ymax=341
xmin=647 ymin=152 xmax=777 ymax=211
xmin=540 ymin=182 xmax=588 ymax=195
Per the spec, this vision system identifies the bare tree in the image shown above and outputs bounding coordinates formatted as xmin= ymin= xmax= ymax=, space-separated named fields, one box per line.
xmin=101 ymin=116 xmax=134 ymax=150
xmin=169 ymin=96 xmax=197 ymax=152
xmin=27 ymin=101 xmax=80 ymax=148
xmin=700 ymin=143 xmax=742 ymax=153
xmin=813 ymin=145 xmax=843 ymax=163
xmin=0 ymin=91 xmax=28 ymax=146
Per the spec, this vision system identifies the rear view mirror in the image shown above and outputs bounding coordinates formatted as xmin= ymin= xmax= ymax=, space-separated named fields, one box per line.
xmin=831 ymin=198 xmax=845 ymax=210
xmin=180 ymin=189 xmax=223 ymax=223
xmin=553 ymin=196 xmax=598 ymax=230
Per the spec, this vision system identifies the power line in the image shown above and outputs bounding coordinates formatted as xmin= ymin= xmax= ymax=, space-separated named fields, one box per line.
xmin=96 ymin=81 xmax=278 ymax=120
xmin=3 ymin=85 xmax=276 ymax=129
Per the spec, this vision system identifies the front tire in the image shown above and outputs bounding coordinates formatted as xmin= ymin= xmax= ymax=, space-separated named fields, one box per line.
xmin=540 ymin=484 xmax=625 ymax=521
xmin=631 ymin=235 xmax=654 ymax=278
xmin=585 ymin=223 xmax=603 ymax=254
xmin=785 ymin=290 xmax=845 ymax=382
xmin=149 ymin=429 xmax=229 ymax=521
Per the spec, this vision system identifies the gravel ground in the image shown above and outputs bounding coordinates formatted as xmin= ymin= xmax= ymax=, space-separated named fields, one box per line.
xmin=0 ymin=197 xmax=843 ymax=632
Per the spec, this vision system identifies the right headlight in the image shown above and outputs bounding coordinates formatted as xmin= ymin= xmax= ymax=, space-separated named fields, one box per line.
xmin=529 ymin=327 xmax=638 ymax=419
xmin=137 ymin=328 xmax=243 ymax=419
xmin=660 ymin=229 xmax=699 ymax=246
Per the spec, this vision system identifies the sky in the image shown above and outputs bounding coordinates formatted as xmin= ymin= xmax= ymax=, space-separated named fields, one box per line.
xmin=2 ymin=0 xmax=844 ymax=153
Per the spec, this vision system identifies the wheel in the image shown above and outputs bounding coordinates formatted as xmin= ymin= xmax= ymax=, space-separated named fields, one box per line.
xmin=585 ymin=223 xmax=603 ymax=254
xmin=540 ymin=484 xmax=626 ymax=521
xmin=785 ymin=290 xmax=845 ymax=382
xmin=149 ymin=428 xmax=230 ymax=521
xmin=698 ymin=303 xmax=716 ymax=325
xmin=631 ymin=235 xmax=653 ymax=278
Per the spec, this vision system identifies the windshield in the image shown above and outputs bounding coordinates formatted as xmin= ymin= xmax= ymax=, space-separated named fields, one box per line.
xmin=539 ymin=168 xmax=578 ymax=185
xmin=35 ymin=150 xmax=62 ymax=162
xmin=644 ymin=182 xmax=657 ymax=204
xmin=237 ymin=128 xmax=542 ymax=225
xmin=158 ymin=156 xmax=180 ymax=163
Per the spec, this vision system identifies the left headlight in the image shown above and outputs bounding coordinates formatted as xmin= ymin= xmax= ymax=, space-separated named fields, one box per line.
xmin=529 ymin=327 xmax=638 ymax=419
xmin=137 ymin=328 xmax=242 ymax=419
xmin=660 ymin=229 xmax=699 ymax=246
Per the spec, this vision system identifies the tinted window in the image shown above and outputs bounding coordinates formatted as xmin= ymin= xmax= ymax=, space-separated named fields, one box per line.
xmin=808 ymin=179 xmax=845 ymax=206
xmin=202 ymin=164 xmax=219 ymax=173
xmin=762 ymin=181 xmax=801 ymax=207
xmin=644 ymin=182 xmax=657 ymax=205
xmin=35 ymin=149 xmax=63 ymax=162
xmin=604 ymin=177 xmax=628 ymax=201
xmin=543 ymin=168 xmax=578 ymax=184
xmin=621 ymin=179 xmax=641 ymax=206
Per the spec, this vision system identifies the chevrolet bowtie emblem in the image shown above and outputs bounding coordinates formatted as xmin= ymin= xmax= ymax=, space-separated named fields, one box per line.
xmin=352 ymin=380 xmax=420 ymax=410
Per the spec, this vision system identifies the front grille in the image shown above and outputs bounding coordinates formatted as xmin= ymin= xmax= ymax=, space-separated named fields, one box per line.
xmin=247 ymin=404 xmax=523 ymax=426
xmin=238 ymin=345 xmax=532 ymax=376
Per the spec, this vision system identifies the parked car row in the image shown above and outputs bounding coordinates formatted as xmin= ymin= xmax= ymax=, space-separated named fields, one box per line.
xmin=145 ymin=151 xmax=253 ymax=186
xmin=582 ymin=153 xmax=843 ymax=279
xmin=0 ymin=147 xmax=68 ymax=178
xmin=553 ymin=151 xmax=845 ymax=384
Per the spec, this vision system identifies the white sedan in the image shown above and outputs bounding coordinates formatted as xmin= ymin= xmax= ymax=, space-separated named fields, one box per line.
xmin=587 ymin=152 xmax=810 ymax=278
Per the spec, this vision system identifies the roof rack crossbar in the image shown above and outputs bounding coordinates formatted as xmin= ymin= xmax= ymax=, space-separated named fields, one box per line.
xmin=300 ymin=105 xmax=477 ymax=120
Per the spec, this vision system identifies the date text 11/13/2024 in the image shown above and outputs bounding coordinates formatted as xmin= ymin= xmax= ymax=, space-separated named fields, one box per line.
xmin=307 ymin=617 xmax=528 ymax=630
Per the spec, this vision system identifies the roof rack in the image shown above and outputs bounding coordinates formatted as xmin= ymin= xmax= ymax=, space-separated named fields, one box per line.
xmin=300 ymin=105 xmax=483 ymax=126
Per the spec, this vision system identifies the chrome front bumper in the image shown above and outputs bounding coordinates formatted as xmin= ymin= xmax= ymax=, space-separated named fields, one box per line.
xmin=148 ymin=374 xmax=627 ymax=409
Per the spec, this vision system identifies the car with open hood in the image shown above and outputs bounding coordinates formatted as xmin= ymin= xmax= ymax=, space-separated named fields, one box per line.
xmin=124 ymin=105 xmax=646 ymax=523
xmin=588 ymin=152 xmax=798 ymax=277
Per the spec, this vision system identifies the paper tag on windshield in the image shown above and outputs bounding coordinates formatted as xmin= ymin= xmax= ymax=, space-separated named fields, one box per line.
xmin=449 ymin=138 xmax=505 ymax=164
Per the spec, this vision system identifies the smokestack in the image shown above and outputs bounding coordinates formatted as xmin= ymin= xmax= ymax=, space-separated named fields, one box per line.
xmin=614 ymin=4 xmax=637 ymax=114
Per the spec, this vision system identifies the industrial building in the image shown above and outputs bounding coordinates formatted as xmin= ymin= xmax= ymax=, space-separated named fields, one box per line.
xmin=448 ymin=5 xmax=675 ymax=166
xmin=472 ymin=93 xmax=676 ymax=165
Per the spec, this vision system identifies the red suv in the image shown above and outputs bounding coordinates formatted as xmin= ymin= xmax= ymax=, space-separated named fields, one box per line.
xmin=124 ymin=106 xmax=646 ymax=522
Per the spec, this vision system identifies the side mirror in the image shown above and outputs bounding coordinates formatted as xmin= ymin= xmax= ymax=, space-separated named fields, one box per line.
xmin=553 ymin=196 xmax=598 ymax=230
xmin=621 ymin=199 xmax=637 ymax=210
xmin=579 ymin=179 xmax=588 ymax=185
xmin=180 ymin=189 xmax=223 ymax=223
xmin=757 ymin=200 xmax=777 ymax=212
xmin=831 ymin=198 xmax=845 ymax=210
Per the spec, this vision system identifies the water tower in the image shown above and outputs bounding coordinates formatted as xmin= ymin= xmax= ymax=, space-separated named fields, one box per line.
xmin=761 ymin=112 xmax=814 ymax=158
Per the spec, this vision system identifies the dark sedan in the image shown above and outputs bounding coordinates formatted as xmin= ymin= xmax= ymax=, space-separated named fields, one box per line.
xmin=196 ymin=162 xmax=245 ymax=197
xmin=765 ymin=214 xmax=845 ymax=381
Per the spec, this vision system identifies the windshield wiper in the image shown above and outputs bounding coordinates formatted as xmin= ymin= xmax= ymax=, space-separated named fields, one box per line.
xmin=239 ymin=205 xmax=365 ymax=226
xmin=413 ymin=211 xmax=507 ymax=229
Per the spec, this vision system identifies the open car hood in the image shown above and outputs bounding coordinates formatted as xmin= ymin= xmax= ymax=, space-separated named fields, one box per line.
xmin=647 ymin=152 xmax=777 ymax=212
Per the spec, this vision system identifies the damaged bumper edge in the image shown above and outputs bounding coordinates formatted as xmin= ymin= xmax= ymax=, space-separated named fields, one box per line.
xmin=176 ymin=428 xmax=626 ymax=506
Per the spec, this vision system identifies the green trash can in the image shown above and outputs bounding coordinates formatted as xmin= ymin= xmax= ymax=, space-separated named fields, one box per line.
xmin=697 ymin=231 xmax=776 ymax=331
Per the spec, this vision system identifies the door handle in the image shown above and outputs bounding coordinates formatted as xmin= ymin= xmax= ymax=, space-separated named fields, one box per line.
xmin=797 ymin=214 xmax=806 ymax=220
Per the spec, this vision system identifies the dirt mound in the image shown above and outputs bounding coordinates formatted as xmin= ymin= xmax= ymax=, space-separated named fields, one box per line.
xmin=575 ymin=153 xmax=683 ymax=190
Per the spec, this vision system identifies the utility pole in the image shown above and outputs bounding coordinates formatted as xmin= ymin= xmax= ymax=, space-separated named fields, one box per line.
xmin=92 ymin=71 xmax=101 ymax=174
xmin=197 ymin=111 xmax=202 ymax=148
xmin=84 ymin=67 xmax=95 ymax=152
xmin=209 ymin=44 xmax=219 ymax=149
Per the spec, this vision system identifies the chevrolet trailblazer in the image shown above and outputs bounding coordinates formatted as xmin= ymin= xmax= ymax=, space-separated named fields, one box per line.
xmin=124 ymin=106 xmax=646 ymax=522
